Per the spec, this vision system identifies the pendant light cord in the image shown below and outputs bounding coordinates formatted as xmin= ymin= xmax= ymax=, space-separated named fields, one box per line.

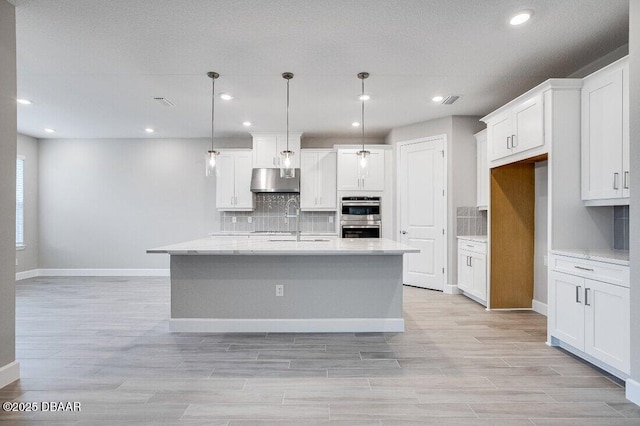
xmin=286 ymin=77 xmax=290 ymax=151
xmin=361 ymin=77 xmax=365 ymax=151
xmin=211 ymin=75 xmax=215 ymax=151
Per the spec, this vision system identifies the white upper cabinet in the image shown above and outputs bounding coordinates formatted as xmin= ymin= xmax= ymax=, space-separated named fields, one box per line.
xmin=337 ymin=148 xmax=385 ymax=191
xmin=475 ymin=130 xmax=488 ymax=210
xmin=251 ymin=133 xmax=302 ymax=169
xmin=485 ymin=93 xmax=544 ymax=165
xmin=215 ymin=150 xmax=254 ymax=211
xmin=581 ymin=57 xmax=629 ymax=205
xmin=300 ymin=150 xmax=337 ymax=211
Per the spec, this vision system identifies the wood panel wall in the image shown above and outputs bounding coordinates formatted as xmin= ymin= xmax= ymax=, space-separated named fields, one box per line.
xmin=490 ymin=163 xmax=535 ymax=309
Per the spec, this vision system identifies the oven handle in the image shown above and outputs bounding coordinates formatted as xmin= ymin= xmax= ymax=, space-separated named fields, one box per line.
xmin=341 ymin=225 xmax=381 ymax=229
xmin=341 ymin=202 xmax=381 ymax=207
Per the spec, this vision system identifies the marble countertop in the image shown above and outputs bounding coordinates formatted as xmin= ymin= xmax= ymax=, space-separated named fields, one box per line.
xmin=209 ymin=231 xmax=339 ymax=237
xmin=148 ymin=237 xmax=419 ymax=256
xmin=551 ymin=249 xmax=630 ymax=266
xmin=456 ymin=235 xmax=488 ymax=243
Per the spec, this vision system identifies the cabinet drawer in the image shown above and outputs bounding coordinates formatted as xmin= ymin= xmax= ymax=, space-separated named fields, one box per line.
xmin=457 ymin=239 xmax=486 ymax=255
xmin=551 ymin=255 xmax=629 ymax=288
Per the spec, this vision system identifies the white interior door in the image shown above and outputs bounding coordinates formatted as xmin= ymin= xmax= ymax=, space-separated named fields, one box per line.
xmin=399 ymin=138 xmax=445 ymax=290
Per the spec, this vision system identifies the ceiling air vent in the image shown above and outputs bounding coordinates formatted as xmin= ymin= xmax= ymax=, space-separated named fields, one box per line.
xmin=442 ymin=95 xmax=460 ymax=105
xmin=153 ymin=97 xmax=175 ymax=107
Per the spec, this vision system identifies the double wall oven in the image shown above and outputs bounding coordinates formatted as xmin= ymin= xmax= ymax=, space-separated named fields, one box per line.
xmin=340 ymin=196 xmax=381 ymax=238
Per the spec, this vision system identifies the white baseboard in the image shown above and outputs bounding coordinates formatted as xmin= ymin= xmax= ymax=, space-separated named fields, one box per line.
xmin=15 ymin=269 xmax=39 ymax=280
xmin=34 ymin=269 xmax=170 ymax=277
xmin=444 ymin=284 xmax=461 ymax=295
xmin=532 ymin=299 xmax=548 ymax=316
xmin=627 ymin=378 xmax=640 ymax=406
xmin=169 ymin=318 xmax=405 ymax=333
xmin=0 ymin=361 xmax=20 ymax=389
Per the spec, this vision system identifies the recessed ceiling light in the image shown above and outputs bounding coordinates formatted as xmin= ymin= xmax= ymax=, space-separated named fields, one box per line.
xmin=432 ymin=95 xmax=444 ymax=102
xmin=219 ymin=93 xmax=233 ymax=101
xmin=510 ymin=10 xmax=533 ymax=26
xmin=145 ymin=128 xmax=155 ymax=133
xmin=17 ymin=99 xmax=32 ymax=105
xmin=242 ymin=121 xmax=252 ymax=127
xmin=358 ymin=94 xmax=370 ymax=101
xmin=44 ymin=128 xmax=55 ymax=133
xmin=352 ymin=122 xmax=360 ymax=127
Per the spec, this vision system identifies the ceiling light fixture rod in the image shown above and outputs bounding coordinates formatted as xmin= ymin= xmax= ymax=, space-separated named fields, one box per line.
xmin=356 ymin=72 xmax=370 ymax=175
xmin=280 ymin=72 xmax=295 ymax=178
xmin=283 ymin=72 xmax=293 ymax=152
xmin=208 ymin=71 xmax=219 ymax=154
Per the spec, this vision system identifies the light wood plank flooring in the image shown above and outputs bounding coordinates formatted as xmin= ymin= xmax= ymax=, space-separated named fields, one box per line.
xmin=1 ymin=276 xmax=637 ymax=424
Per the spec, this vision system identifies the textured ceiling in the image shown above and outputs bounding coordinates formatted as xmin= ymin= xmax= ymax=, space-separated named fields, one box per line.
xmin=11 ymin=0 xmax=629 ymax=139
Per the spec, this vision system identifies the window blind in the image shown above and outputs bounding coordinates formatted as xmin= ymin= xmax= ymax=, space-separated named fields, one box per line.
xmin=16 ymin=156 xmax=24 ymax=247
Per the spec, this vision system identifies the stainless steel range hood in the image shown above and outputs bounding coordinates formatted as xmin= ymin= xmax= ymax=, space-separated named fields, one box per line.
xmin=250 ymin=168 xmax=300 ymax=193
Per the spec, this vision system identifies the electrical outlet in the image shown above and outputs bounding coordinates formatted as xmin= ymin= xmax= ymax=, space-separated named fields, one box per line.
xmin=328 ymin=216 xmax=334 ymax=224
xmin=247 ymin=217 xmax=253 ymax=224
xmin=275 ymin=285 xmax=284 ymax=297
xmin=232 ymin=216 xmax=237 ymax=223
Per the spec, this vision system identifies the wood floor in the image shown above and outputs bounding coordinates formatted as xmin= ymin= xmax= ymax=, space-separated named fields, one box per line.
xmin=1 ymin=276 xmax=638 ymax=424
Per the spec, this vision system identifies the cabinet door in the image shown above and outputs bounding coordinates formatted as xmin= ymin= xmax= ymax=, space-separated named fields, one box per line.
xmin=549 ymin=271 xmax=585 ymax=351
xmin=252 ymin=136 xmax=278 ymax=168
xmin=215 ymin=153 xmax=236 ymax=210
xmin=471 ymin=253 xmax=487 ymax=301
xmin=457 ymin=251 xmax=472 ymax=293
xmin=584 ymin=279 xmax=630 ymax=373
xmin=487 ymin=111 xmax=512 ymax=162
xmin=300 ymin=152 xmax=318 ymax=209
xmin=233 ymin=152 xmax=254 ymax=209
xmin=361 ymin=150 xmax=385 ymax=191
xmin=316 ymin=151 xmax=337 ymax=209
xmin=337 ymin=150 xmax=360 ymax=191
xmin=476 ymin=132 xmax=488 ymax=209
xmin=512 ymin=93 xmax=544 ymax=153
xmin=581 ymin=66 xmax=624 ymax=200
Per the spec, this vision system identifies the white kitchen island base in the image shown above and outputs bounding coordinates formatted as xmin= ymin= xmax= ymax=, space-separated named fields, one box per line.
xmin=169 ymin=254 xmax=404 ymax=333
xmin=148 ymin=237 xmax=417 ymax=333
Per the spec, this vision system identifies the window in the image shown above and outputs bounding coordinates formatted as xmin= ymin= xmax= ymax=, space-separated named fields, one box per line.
xmin=16 ymin=156 xmax=24 ymax=248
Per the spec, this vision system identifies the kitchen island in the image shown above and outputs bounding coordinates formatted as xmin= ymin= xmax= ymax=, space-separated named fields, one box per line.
xmin=147 ymin=237 xmax=418 ymax=333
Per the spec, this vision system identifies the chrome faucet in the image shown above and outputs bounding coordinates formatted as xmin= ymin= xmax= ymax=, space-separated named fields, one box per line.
xmin=284 ymin=197 xmax=301 ymax=242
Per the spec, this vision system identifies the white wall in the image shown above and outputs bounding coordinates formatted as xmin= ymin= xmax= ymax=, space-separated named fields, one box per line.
xmin=38 ymin=138 xmax=225 ymax=270
xmin=302 ymin=136 xmax=385 ymax=148
xmin=16 ymin=134 xmax=38 ymax=273
xmin=629 ymin=0 xmax=640 ymax=397
xmin=0 ymin=0 xmax=17 ymax=378
xmin=534 ymin=161 xmax=548 ymax=305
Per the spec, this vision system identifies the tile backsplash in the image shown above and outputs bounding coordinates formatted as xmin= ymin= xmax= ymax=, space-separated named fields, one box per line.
xmin=456 ymin=207 xmax=487 ymax=236
xmin=614 ymin=205 xmax=629 ymax=250
xmin=220 ymin=193 xmax=337 ymax=233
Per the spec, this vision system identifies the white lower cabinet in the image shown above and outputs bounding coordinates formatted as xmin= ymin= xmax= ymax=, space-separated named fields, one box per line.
xmin=549 ymin=254 xmax=630 ymax=376
xmin=457 ymin=238 xmax=487 ymax=304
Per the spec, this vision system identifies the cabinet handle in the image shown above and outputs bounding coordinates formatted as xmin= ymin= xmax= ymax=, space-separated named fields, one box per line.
xmin=467 ymin=256 xmax=471 ymax=267
xmin=574 ymin=266 xmax=594 ymax=272
xmin=507 ymin=136 xmax=511 ymax=149
xmin=585 ymin=287 xmax=591 ymax=306
xmin=362 ymin=178 xmax=366 ymax=188
xmin=512 ymin=134 xmax=517 ymax=148
xmin=576 ymin=285 xmax=581 ymax=303
xmin=624 ymin=171 xmax=629 ymax=189
xmin=614 ymin=172 xmax=620 ymax=190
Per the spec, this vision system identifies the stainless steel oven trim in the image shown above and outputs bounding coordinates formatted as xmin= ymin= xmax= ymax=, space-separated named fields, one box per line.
xmin=341 ymin=225 xmax=381 ymax=229
xmin=341 ymin=201 xmax=380 ymax=206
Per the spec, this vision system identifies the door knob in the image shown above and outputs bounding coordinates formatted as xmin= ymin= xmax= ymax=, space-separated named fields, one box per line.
xmin=401 ymin=230 xmax=408 ymax=235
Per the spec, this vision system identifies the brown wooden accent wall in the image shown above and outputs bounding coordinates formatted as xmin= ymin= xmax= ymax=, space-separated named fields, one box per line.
xmin=490 ymin=163 xmax=535 ymax=309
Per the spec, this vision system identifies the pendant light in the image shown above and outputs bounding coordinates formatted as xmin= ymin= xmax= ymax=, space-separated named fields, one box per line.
xmin=205 ymin=71 xmax=220 ymax=177
xmin=356 ymin=72 xmax=370 ymax=177
xmin=280 ymin=72 xmax=295 ymax=178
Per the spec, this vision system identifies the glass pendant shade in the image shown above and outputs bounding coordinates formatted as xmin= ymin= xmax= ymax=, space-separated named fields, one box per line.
xmin=280 ymin=150 xmax=295 ymax=178
xmin=357 ymin=149 xmax=370 ymax=178
xmin=205 ymin=150 xmax=219 ymax=177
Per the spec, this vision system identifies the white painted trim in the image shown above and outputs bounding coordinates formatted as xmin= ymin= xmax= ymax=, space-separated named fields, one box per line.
xmin=444 ymin=284 xmax=461 ymax=295
xmin=169 ymin=318 xmax=405 ymax=333
xmin=532 ymin=299 xmax=548 ymax=316
xmin=626 ymin=379 xmax=640 ymax=406
xmin=15 ymin=269 xmax=39 ymax=280
xmin=556 ymin=340 xmax=628 ymax=380
xmin=37 ymin=269 xmax=170 ymax=277
xmin=395 ymin=134 xmax=448 ymax=291
xmin=0 ymin=361 xmax=20 ymax=389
